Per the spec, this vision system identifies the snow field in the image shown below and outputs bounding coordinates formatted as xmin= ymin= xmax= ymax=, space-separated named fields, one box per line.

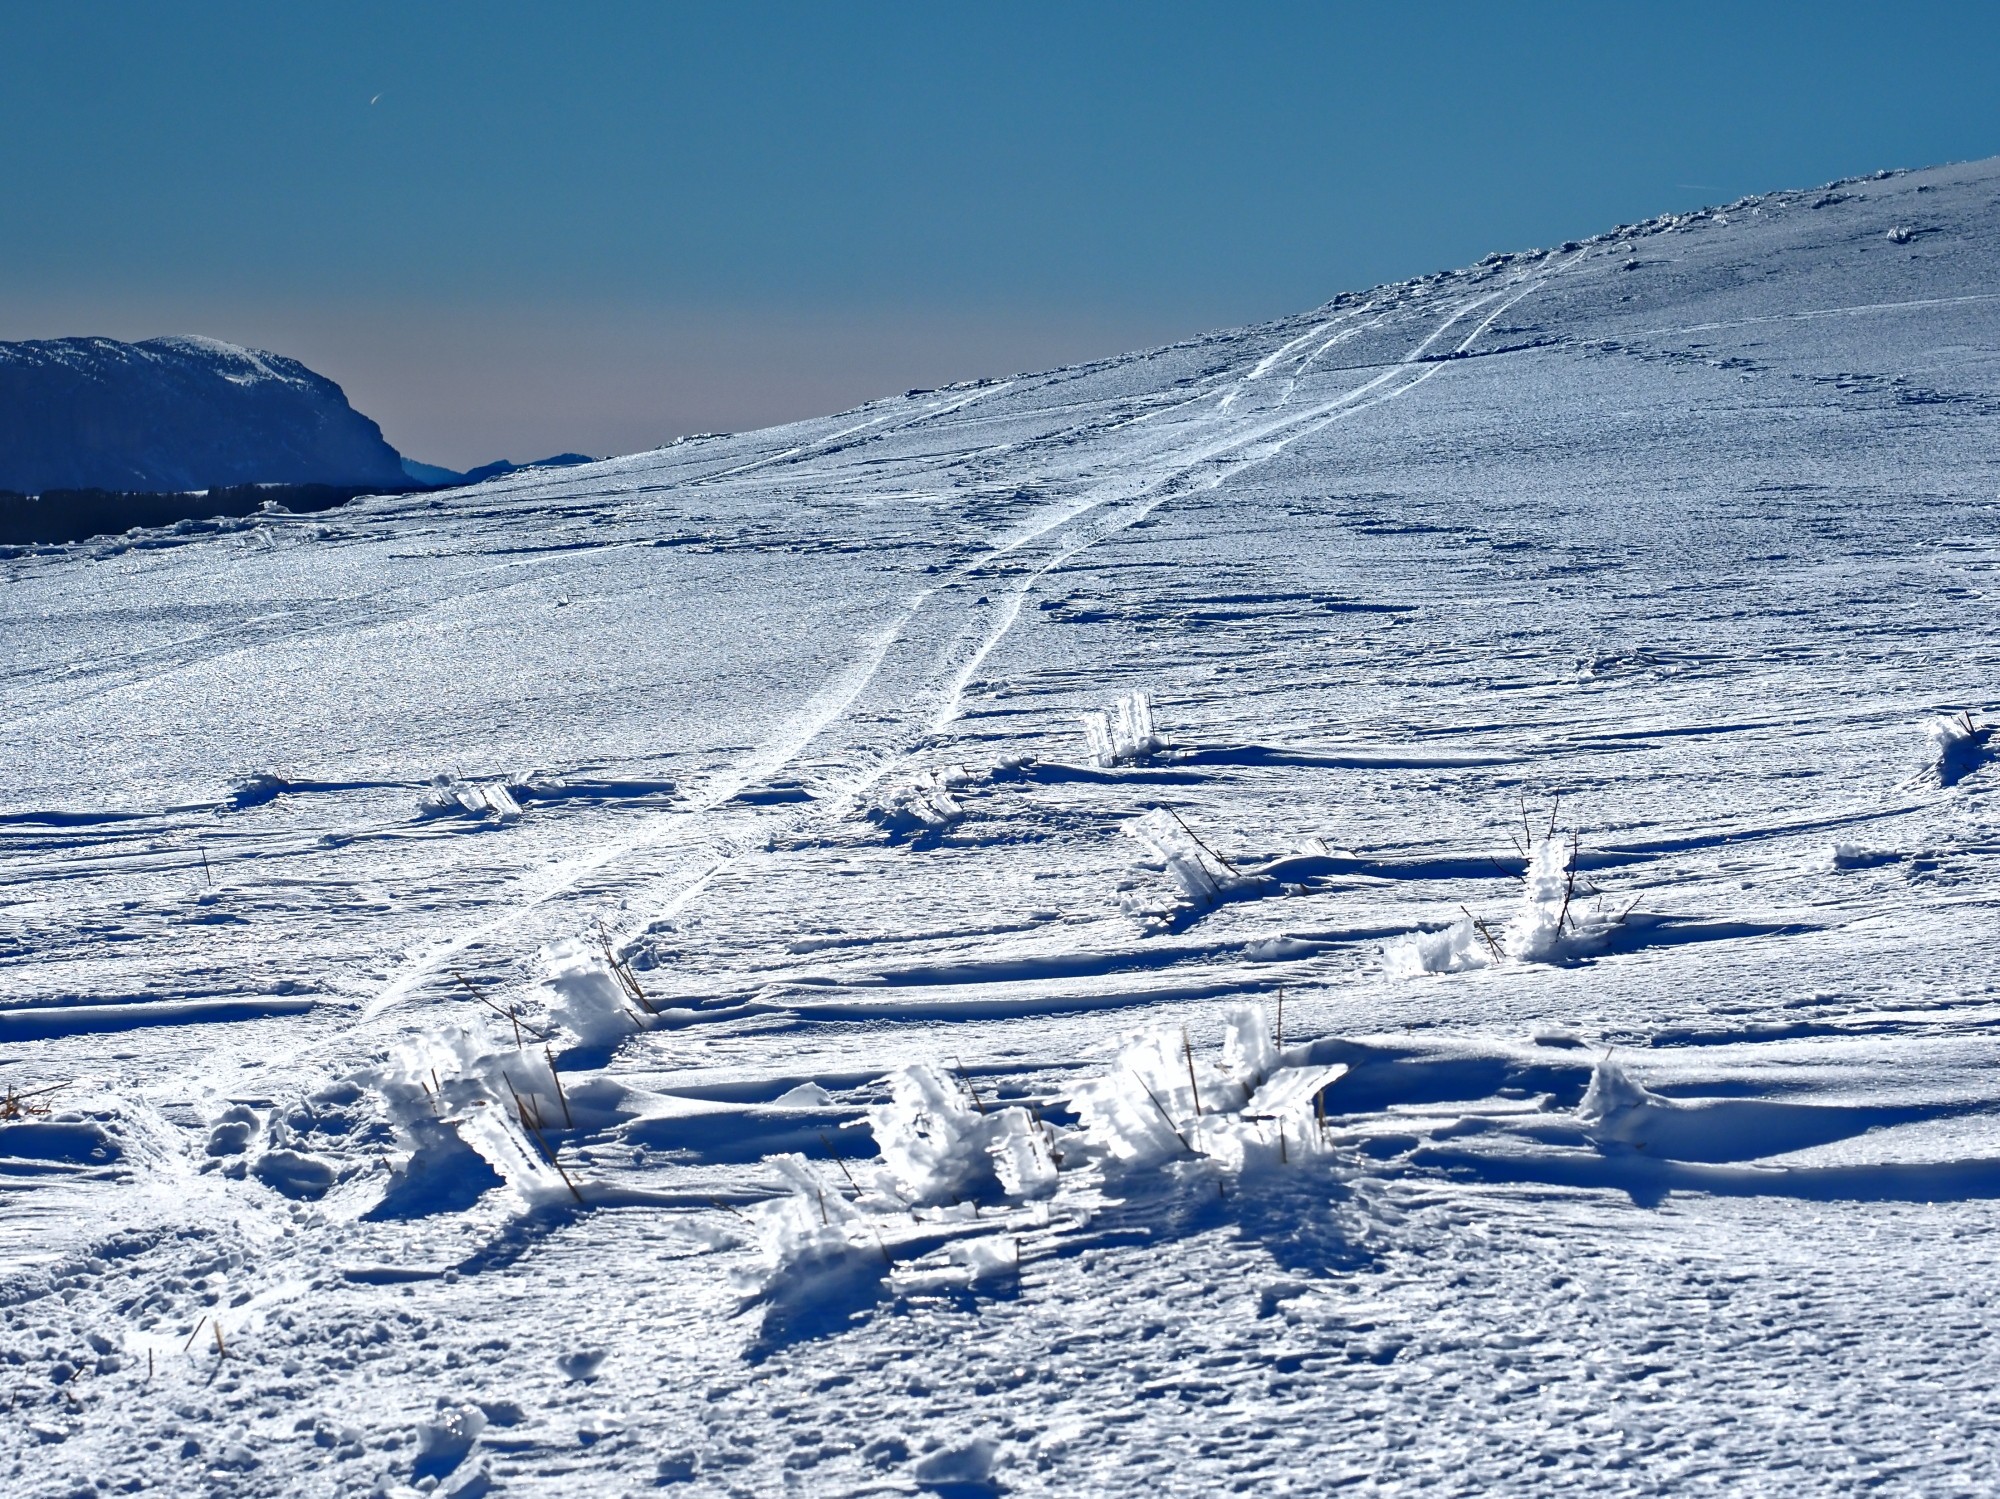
xmin=3 ymin=158 xmax=2000 ymax=1494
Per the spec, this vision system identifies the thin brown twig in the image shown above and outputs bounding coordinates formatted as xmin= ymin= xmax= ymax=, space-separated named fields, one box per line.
xmin=954 ymin=1057 xmax=988 ymax=1116
xmin=1556 ymin=834 xmax=1581 ymax=935
xmin=545 ymin=1048 xmax=573 ymax=1128
xmin=597 ymin=926 xmax=659 ymax=1015
xmin=1167 ymin=809 xmax=1239 ymax=877
xmin=501 ymin=1070 xmax=585 ymax=1204
xmin=1461 ymin=904 xmax=1505 ymax=961
xmin=819 ymin=1131 xmax=865 ymax=1198
xmin=1130 ymin=1070 xmax=1193 ymax=1155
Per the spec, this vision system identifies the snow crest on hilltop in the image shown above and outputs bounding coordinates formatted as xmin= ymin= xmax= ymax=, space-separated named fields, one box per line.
xmin=0 ymin=334 xmax=408 ymax=493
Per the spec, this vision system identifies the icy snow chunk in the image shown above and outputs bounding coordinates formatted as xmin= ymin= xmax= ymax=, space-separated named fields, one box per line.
xmin=1219 ymin=1001 xmax=1279 ymax=1088
xmin=771 ymin=1081 xmax=833 ymax=1108
xmin=204 ymin=1105 xmax=262 ymax=1157
xmin=1244 ymin=934 xmax=1316 ymax=961
xmin=986 ymin=1108 xmax=1060 ymax=1199
xmin=1081 ymin=690 xmax=1162 ymax=767
xmin=945 ymin=1236 xmax=1019 ymax=1283
xmin=1828 ymin=842 xmax=1896 ymax=870
xmin=913 ymin=1436 xmax=1001 ymax=1486
xmin=555 ymin=1348 xmax=608 ymax=1382
xmin=1383 ymin=914 xmax=1486 ymax=977
xmin=1244 ymin=1062 xmax=1350 ymax=1120
xmin=222 ymin=772 xmax=292 ymax=810
xmin=868 ymin=763 xmax=971 ymax=837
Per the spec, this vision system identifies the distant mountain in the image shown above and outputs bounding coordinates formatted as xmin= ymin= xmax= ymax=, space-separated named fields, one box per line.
xmin=400 ymin=452 xmax=598 ymax=487
xmin=0 ymin=335 xmax=408 ymax=494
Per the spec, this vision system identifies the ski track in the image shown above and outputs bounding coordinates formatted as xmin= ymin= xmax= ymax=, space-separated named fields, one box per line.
xmin=350 ymin=249 xmax=1587 ymax=1036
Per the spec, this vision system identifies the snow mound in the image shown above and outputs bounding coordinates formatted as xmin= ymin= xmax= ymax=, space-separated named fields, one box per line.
xmin=1828 ymin=842 xmax=1897 ymax=870
xmin=1574 ymin=1052 xmax=1673 ymax=1141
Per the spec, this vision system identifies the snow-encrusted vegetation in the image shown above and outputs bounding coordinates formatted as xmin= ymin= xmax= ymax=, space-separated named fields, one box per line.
xmin=1387 ymin=816 xmax=1625 ymax=974
xmin=1081 ymin=689 xmax=1163 ymax=767
xmin=1919 ymin=711 xmax=1994 ymax=789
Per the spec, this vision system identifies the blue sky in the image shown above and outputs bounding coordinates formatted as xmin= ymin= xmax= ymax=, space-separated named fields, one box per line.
xmin=5 ymin=1 xmax=1998 ymax=467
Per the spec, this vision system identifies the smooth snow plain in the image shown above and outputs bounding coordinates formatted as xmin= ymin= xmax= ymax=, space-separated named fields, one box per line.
xmin=4 ymin=159 xmax=1999 ymax=1497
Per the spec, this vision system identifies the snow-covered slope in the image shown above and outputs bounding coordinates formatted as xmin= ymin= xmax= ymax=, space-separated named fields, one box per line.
xmin=3 ymin=160 xmax=1998 ymax=1496
xmin=0 ymin=335 xmax=407 ymax=494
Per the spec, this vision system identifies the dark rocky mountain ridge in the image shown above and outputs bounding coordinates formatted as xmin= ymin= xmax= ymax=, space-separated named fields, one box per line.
xmin=0 ymin=334 xmax=408 ymax=494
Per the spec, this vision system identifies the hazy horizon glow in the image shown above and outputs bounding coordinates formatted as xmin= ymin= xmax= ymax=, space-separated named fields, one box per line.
xmin=0 ymin=291 xmax=1170 ymax=469
xmin=5 ymin=1 xmax=1999 ymax=467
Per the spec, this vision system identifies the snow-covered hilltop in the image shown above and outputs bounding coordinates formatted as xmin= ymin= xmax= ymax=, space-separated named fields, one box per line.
xmin=2 ymin=160 xmax=1998 ymax=1495
xmin=0 ymin=334 xmax=407 ymax=494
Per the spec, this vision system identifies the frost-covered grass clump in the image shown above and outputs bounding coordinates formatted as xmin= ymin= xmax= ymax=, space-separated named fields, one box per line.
xmin=344 ymin=940 xmax=655 ymax=1217
xmin=1388 ymin=815 xmax=1626 ymax=975
xmin=739 ymin=1006 xmax=1350 ymax=1319
xmin=541 ymin=935 xmax=662 ymax=1043
xmin=862 ymin=1063 xmax=1060 ymax=1204
xmin=1082 ymin=689 xmax=1163 ymax=767
xmin=1914 ymin=711 xmax=1992 ymax=789
xmin=1116 ymin=807 xmax=1264 ymax=928
xmin=418 ymin=774 xmax=524 ymax=822
xmin=1069 ymin=1004 xmax=1347 ymax=1174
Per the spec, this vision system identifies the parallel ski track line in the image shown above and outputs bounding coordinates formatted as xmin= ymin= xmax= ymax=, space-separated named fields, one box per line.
xmin=293 ymin=249 xmax=1596 ymax=1058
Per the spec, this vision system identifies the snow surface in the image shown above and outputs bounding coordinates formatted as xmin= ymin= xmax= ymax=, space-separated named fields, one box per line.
xmin=4 ymin=158 xmax=2000 ymax=1496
